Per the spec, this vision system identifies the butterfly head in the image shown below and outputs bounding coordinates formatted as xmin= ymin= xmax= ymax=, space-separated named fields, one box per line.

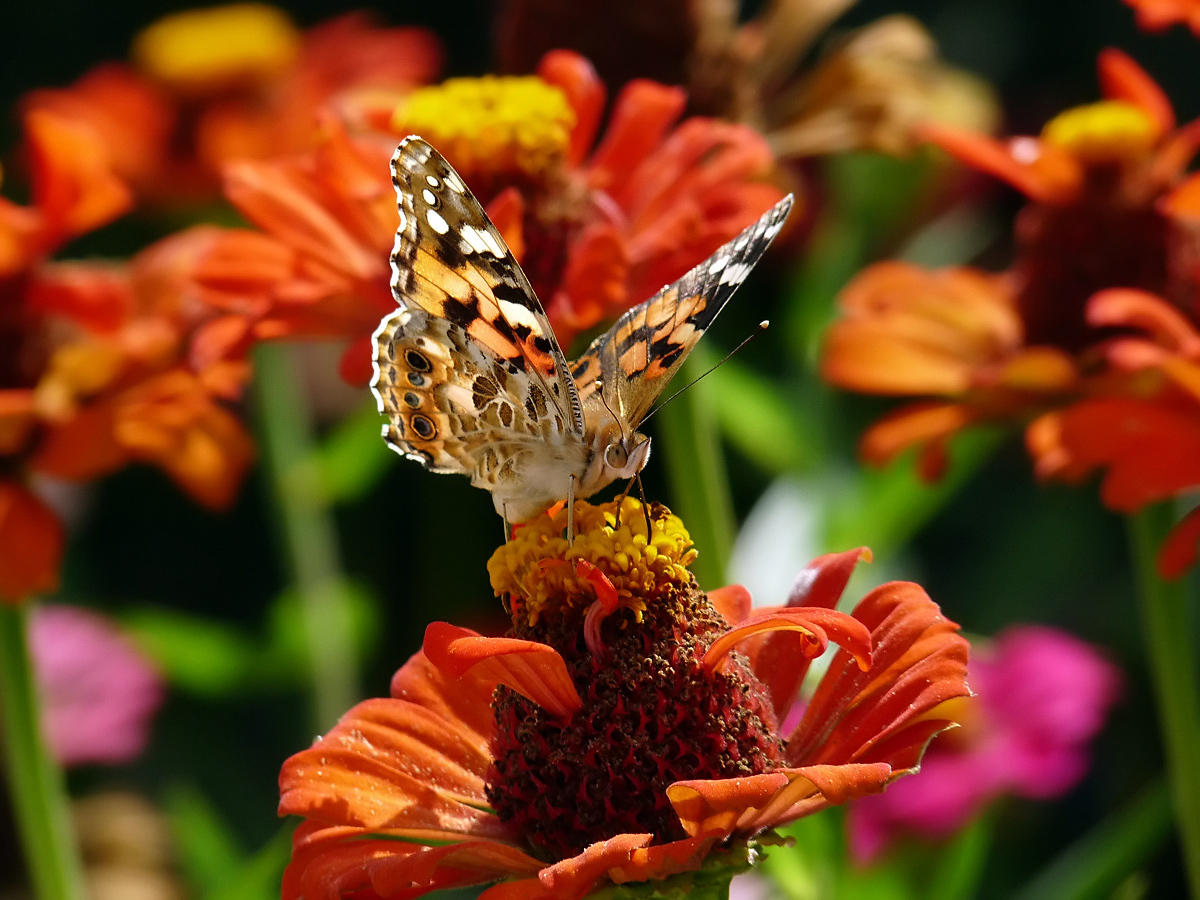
xmin=603 ymin=430 xmax=652 ymax=480
xmin=582 ymin=421 xmax=651 ymax=496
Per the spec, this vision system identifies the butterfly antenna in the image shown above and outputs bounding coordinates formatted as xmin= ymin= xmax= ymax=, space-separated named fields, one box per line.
xmin=595 ymin=381 xmax=627 ymax=439
xmin=640 ymin=321 xmax=769 ymax=425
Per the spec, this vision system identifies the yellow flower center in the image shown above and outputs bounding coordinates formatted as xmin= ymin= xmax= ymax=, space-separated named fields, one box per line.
xmin=392 ymin=76 xmax=574 ymax=186
xmin=133 ymin=4 xmax=300 ymax=95
xmin=1041 ymin=100 xmax=1161 ymax=164
xmin=487 ymin=498 xmax=697 ymax=626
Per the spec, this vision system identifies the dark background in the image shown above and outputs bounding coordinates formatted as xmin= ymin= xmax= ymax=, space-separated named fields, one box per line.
xmin=0 ymin=1 xmax=1194 ymax=897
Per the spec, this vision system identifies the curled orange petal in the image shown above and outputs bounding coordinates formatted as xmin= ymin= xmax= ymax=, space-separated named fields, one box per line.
xmin=423 ymin=622 xmax=583 ymax=719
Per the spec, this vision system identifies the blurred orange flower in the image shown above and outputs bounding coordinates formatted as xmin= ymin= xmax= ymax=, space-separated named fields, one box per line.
xmin=24 ymin=6 xmax=441 ymax=206
xmin=1025 ymin=288 xmax=1200 ymax=577
xmin=821 ymin=262 xmax=1077 ymax=478
xmin=278 ymin=500 xmax=969 ymax=898
xmin=1123 ymin=0 xmax=1200 ymax=35
xmin=821 ymin=50 xmax=1200 ymax=575
xmin=0 ymin=113 xmax=254 ymax=602
xmin=0 ymin=482 xmax=63 ymax=605
xmin=187 ymin=49 xmax=784 ymax=385
xmin=921 ymin=49 xmax=1200 ymax=348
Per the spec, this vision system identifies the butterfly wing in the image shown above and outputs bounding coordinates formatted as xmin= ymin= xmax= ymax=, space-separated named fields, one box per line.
xmin=371 ymin=137 xmax=590 ymax=520
xmin=572 ymin=194 xmax=794 ymax=428
xmin=383 ymin=136 xmax=583 ymax=432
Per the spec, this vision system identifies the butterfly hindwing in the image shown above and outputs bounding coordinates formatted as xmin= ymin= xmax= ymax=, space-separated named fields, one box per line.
xmin=573 ymin=194 xmax=794 ymax=427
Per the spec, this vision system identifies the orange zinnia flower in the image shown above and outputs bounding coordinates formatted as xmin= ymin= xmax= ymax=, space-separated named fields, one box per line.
xmin=820 ymin=262 xmax=1077 ymax=478
xmin=24 ymin=6 xmax=441 ymax=206
xmin=1026 ymin=288 xmax=1200 ymax=577
xmin=424 ymin=49 xmax=786 ymax=346
xmin=189 ymin=49 xmax=783 ymax=384
xmin=0 ymin=113 xmax=253 ymax=601
xmin=279 ymin=498 xmax=970 ymax=898
xmin=820 ymin=50 xmax=1200 ymax=564
xmin=1122 ymin=0 xmax=1200 ymax=35
xmin=921 ymin=49 xmax=1200 ymax=349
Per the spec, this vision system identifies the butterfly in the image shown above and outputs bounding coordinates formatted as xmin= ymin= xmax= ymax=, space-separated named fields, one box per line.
xmin=371 ymin=135 xmax=793 ymax=524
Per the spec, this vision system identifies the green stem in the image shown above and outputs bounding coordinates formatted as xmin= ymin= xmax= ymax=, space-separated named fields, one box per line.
xmin=0 ymin=603 xmax=87 ymax=900
xmin=1012 ymin=777 xmax=1172 ymax=900
xmin=657 ymin=358 xmax=735 ymax=588
xmin=254 ymin=342 xmax=358 ymax=731
xmin=1129 ymin=504 xmax=1200 ymax=897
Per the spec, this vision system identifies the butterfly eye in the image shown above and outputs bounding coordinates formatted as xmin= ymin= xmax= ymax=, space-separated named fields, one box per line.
xmin=604 ymin=443 xmax=628 ymax=469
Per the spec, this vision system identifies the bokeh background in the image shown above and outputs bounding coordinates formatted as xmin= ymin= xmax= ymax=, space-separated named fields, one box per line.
xmin=0 ymin=1 xmax=1196 ymax=898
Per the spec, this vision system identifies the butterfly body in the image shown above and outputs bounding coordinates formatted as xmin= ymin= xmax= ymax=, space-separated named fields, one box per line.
xmin=371 ymin=135 xmax=792 ymax=523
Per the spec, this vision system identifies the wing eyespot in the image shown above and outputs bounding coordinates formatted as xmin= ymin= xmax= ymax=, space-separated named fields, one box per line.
xmin=410 ymin=414 xmax=436 ymax=439
xmin=408 ymin=372 xmax=427 ymax=387
xmin=405 ymin=349 xmax=433 ymax=372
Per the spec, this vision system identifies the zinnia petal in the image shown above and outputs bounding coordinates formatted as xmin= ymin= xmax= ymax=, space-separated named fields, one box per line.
xmin=423 ymin=622 xmax=583 ymax=719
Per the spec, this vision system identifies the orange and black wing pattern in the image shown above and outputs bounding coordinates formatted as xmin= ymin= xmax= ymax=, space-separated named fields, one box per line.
xmin=572 ymin=194 xmax=793 ymax=427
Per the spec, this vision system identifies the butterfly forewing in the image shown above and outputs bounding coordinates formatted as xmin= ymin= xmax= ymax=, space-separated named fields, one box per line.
xmin=572 ymin=194 xmax=794 ymax=427
xmin=372 ymin=137 xmax=593 ymax=520
xmin=386 ymin=136 xmax=583 ymax=434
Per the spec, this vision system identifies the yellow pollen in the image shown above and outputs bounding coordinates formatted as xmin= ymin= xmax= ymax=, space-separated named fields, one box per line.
xmin=1041 ymin=100 xmax=1161 ymax=164
xmin=392 ymin=76 xmax=574 ymax=185
xmin=133 ymin=4 xmax=300 ymax=95
xmin=488 ymin=498 xmax=697 ymax=626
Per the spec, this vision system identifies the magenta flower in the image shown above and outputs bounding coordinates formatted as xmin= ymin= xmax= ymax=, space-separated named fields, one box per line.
xmin=29 ymin=605 xmax=164 ymax=767
xmin=847 ymin=625 xmax=1121 ymax=862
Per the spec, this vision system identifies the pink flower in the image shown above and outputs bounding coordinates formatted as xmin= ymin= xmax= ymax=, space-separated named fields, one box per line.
xmin=847 ymin=625 xmax=1121 ymax=862
xmin=29 ymin=605 xmax=164 ymax=767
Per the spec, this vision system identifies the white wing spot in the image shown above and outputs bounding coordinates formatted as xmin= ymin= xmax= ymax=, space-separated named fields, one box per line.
xmin=426 ymin=210 xmax=450 ymax=234
xmin=498 ymin=298 xmax=543 ymax=331
xmin=708 ymin=252 xmax=729 ymax=274
xmin=422 ymin=189 xmax=437 ymax=205
xmin=479 ymin=228 xmax=506 ymax=258
xmin=461 ymin=226 xmax=490 ymax=255
xmin=444 ymin=170 xmax=466 ymax=193
xmin=720 ymin=262 xmax=751 ymax=285
xmin=396 ymin=208 xmax=407 ymax=232
xmin=425 ymin=175 xmax=440 ymax=187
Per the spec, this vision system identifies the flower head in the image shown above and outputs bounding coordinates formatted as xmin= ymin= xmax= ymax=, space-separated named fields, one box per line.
xmin=847 ymin=625 xmax=1120 ymax=862
xmin=820 ymin=51 xmax=1200 ymax=574
xmin=0 ymin=109 xmax=253 ymax=603
xmin=24 ymin=7 xmax=441 ymax=206
xmin=920 ymin=50 xmax=1200 ymax=350
xmin=279 ymin=498 xmax=969 ymax=898
xmin=30 ymin=605 xmax=164 ymax=766
xmin=187 ymin=49 xmax=783 ymax=385
xmin=1122 ymin=0 xmax=1200 ymax=36
xmin=393 ymin=75 xmax=576 ymax=194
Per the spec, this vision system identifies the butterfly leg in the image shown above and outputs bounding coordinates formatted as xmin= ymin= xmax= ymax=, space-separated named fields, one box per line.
xmin=613 ymin=477 xmax=637 ymax=529
xmin=635 ymin=473 xmax=651 ymax=535
xmin=567 ymin=474 xmax=577 ymax=549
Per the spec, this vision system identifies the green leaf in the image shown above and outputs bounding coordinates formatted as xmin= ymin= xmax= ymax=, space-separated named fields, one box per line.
xmin=926 ymin=815 xmax=991 ymax=900
xmin=1010 ymin=779 xmax=1172 ymax=900
xmin=262 ymin=579 xmax=383 ymax=680
xmin=822 ymin=427 xmax=1004 ymax=559
xmin=314 ymin=398 xmax=395 ymax=504
xmin=123 ymin=609 xmax=257 ymax=697
xmin=208 ymin=825 xmax=295 ymax=900
xmin=163 ymin=784 xmax=246 ymax=896
xmin=785 ymin=152 xmax=939 ymax=363
xmin=704 ymin=352 xmax=820 ymax=475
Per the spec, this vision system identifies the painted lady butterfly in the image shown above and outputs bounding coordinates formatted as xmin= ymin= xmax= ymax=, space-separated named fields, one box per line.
xmin=371 ymin=136 xmax=792 ymax=524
